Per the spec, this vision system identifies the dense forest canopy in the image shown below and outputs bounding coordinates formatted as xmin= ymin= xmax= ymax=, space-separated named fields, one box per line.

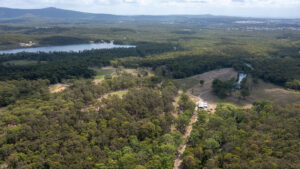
xmin=0 ymin=42 xmax=178 ymax=83
xmin=0 ymin=73 xmax=190 ymax=168
xmin=182 ymin=102 xmax=300 ymax=169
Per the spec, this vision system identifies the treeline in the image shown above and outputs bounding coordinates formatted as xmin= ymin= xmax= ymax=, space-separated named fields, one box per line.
xmin=0 ymin=79 xmax=50 ymax=106
xmin=117 ymin=46 xmax=300 ymax=89
xmin=212 ymin=77 xmax=250 ymax=99
xmin=117 ymin=54 xmax=234 ymax=78
xmin=38 ymin=36 xmax=89 ymax=45
xmin=0 ymin=42 xmax=177 ymax=83
xmin=182 ymin=102 xmax=300 ymax=168
xmin=248 ymin=57 xmax=300 ymax=86
xmin=212 ymin=78 xmax=235 ymax=98
xmin=285 ymin=79 xmax=300 ymax=90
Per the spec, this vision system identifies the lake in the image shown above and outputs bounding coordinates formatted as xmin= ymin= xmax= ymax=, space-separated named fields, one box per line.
xmin=0 ymin=43 xmax=136 ymax=54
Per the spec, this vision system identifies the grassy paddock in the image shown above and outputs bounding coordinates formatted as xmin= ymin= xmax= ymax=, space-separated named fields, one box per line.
xmin=90 ymin=67 xmax=116 ymax=80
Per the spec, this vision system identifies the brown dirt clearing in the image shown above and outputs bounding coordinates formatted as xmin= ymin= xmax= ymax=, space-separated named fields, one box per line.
xmin=175 ymin=68 xmax=300 ymax=112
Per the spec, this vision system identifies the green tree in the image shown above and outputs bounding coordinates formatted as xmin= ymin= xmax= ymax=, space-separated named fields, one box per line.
xmin=200 ymin=80 xmax=205 ymax=87
xmin=182 ymin=155 xmax=197 ymax=169
xmin=212 ymin=78 xmax=235 ymax=98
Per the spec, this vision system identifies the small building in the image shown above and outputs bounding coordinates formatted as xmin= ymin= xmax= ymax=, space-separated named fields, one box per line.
xmin=198 ymin=101 xmax=208 ymax=109
xmin=19 ymin=41 xmax=35 ymax=47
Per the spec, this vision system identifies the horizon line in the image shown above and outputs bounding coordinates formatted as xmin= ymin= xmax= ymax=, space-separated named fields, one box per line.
xmin=1 ymin=6 xmax=300 ymax=20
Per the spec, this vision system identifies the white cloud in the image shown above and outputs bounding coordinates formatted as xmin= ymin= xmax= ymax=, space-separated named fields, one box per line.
xmin=0 ymin=0 xmax=299 ymax=17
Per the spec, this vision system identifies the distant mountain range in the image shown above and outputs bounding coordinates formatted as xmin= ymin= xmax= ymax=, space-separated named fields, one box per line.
xmin=0 ymin=7 xmax=298 ymax=26
xmin=0 ymin=7 xmax=118 ymax=19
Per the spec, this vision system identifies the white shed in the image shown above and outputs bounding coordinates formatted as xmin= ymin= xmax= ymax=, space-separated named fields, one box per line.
xmin=198 ymin=101 xmax=208 ymax=109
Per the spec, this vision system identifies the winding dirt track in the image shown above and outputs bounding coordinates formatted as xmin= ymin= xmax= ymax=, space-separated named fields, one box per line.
xmin=173 ymin=106 xmax=199 ymax=169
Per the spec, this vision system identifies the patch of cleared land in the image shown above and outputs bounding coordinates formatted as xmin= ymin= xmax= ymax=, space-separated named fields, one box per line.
xmin=91 ymin=66 xmax=154 ymax=84
xmin=82 ymin=90 xmax=129 ymax=112
xmin=90 ymin=66 xmax=116 ymax=84
xmin=2 ymin=60 xmax=47 ymax=66
xmin=124 ymin=67 xmax=155 ymax=77
xmin=246 ymin=78 xmax=300 ymax=105
xmin=106 ymin=90 xmax=128 ymax=97
xmin=124 ymin=68 xmax=138 ymax=76
xmin=49 ymin=84 xmax=69 ymax=93
xmin=97 ymin=89 xmax=129 ymax=102
xmin=175 ymin=68 xmax=300 ymax=112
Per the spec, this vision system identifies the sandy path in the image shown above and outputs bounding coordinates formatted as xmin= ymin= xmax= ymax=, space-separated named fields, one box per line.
xmin=173 ymin=106 xmax=199 ymax=169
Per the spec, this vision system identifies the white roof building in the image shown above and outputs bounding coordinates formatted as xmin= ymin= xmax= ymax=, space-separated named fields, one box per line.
xmin=198 ymin=101 xmax=208 ymax=109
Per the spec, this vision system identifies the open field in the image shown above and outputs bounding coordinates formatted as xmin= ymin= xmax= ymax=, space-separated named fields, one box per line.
xmin=90 ymin=66 xmax=116 ymax=79
xmin=96 ymin=89 xmax=129 ymax=104
xmin=49 ymin=84 xmax=69 ymax=93
xmin=175 ymin=68 xmax=300 ymax=111
xmin=124 ymin=67 xmax=155 ymax=77
xmin=246 ymin=78 xmax=300 ymax=105
xmin=91 ymin=66 xmax=153 ymax=84
xmin=175 ymin=68 xmax=238 ymax=111
xmin=90 ymin=66 xmax=116 ymax=84
xmin=82 ymin=89 xmax=129 ymax=112
xmin=106 ymin=90 xmax=128 ymax=97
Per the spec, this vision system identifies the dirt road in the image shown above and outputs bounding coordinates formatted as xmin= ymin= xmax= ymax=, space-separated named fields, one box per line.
xmin=173 ymin=106 xmax=199 ymax=169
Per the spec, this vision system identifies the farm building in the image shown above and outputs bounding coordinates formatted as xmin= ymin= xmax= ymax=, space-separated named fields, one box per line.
xmin=198 ymin=101 xmax=208 ymax=109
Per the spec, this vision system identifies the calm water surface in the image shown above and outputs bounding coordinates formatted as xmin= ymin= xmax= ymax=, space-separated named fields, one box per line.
xmin=0 ymin=43 xmax=135 ymax=54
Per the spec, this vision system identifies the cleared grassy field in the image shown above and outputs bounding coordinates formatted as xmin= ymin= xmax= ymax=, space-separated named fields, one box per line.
xmin=175 ymin=68 xmax=300 ymax=110
xmin=90 ymin=66 xmax=116 ymax=80
xmin=91 ymin=67 xmax=152 ymax=84
xmin=108 ymin=90 xmax=128 ymax=97
xmin=97 ymin=89 xmax=129 ymax=103
xmin=89 ymin=66 xmax=116 ymax=84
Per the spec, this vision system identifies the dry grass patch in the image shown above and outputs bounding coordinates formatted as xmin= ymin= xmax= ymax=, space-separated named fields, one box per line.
xmin=124 ymin=67 xmax=154 ymax=77
xmin=176 ymin=68 xmax=300 ymax=111
xmin=49 ymin=84 xmax=69 ymax=93
xmin=90 ymin=66 xmax=116 ymax=84
xmin=176 ymin=68 xmax=239 ymax=111
xmin=97 ymin=89 xmax=129 ymax=102
xmin=247 ymin=78 xmax=300 ymax=105
xmin=124 ymin=68 xmax=138 ymax=76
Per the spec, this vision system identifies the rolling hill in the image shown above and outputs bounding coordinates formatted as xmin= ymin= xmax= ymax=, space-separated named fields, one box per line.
xmin=0 ymin=7 xmax=248 ymax=25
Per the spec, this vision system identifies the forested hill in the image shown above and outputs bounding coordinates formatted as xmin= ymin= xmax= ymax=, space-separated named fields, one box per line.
xmin=0 ymin=7 xmax=288 ymax=25
xmin=0 ymin=72 xmax=196 ymax=168
xmin=0 ymin=7 xmax=116 ymax=20
xmin=182 ymin=102 xmax=300 ymax=168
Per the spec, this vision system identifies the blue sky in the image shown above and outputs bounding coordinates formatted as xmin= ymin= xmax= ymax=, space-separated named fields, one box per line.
xmin=1 ymin=0 xmax=300 ymax=18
